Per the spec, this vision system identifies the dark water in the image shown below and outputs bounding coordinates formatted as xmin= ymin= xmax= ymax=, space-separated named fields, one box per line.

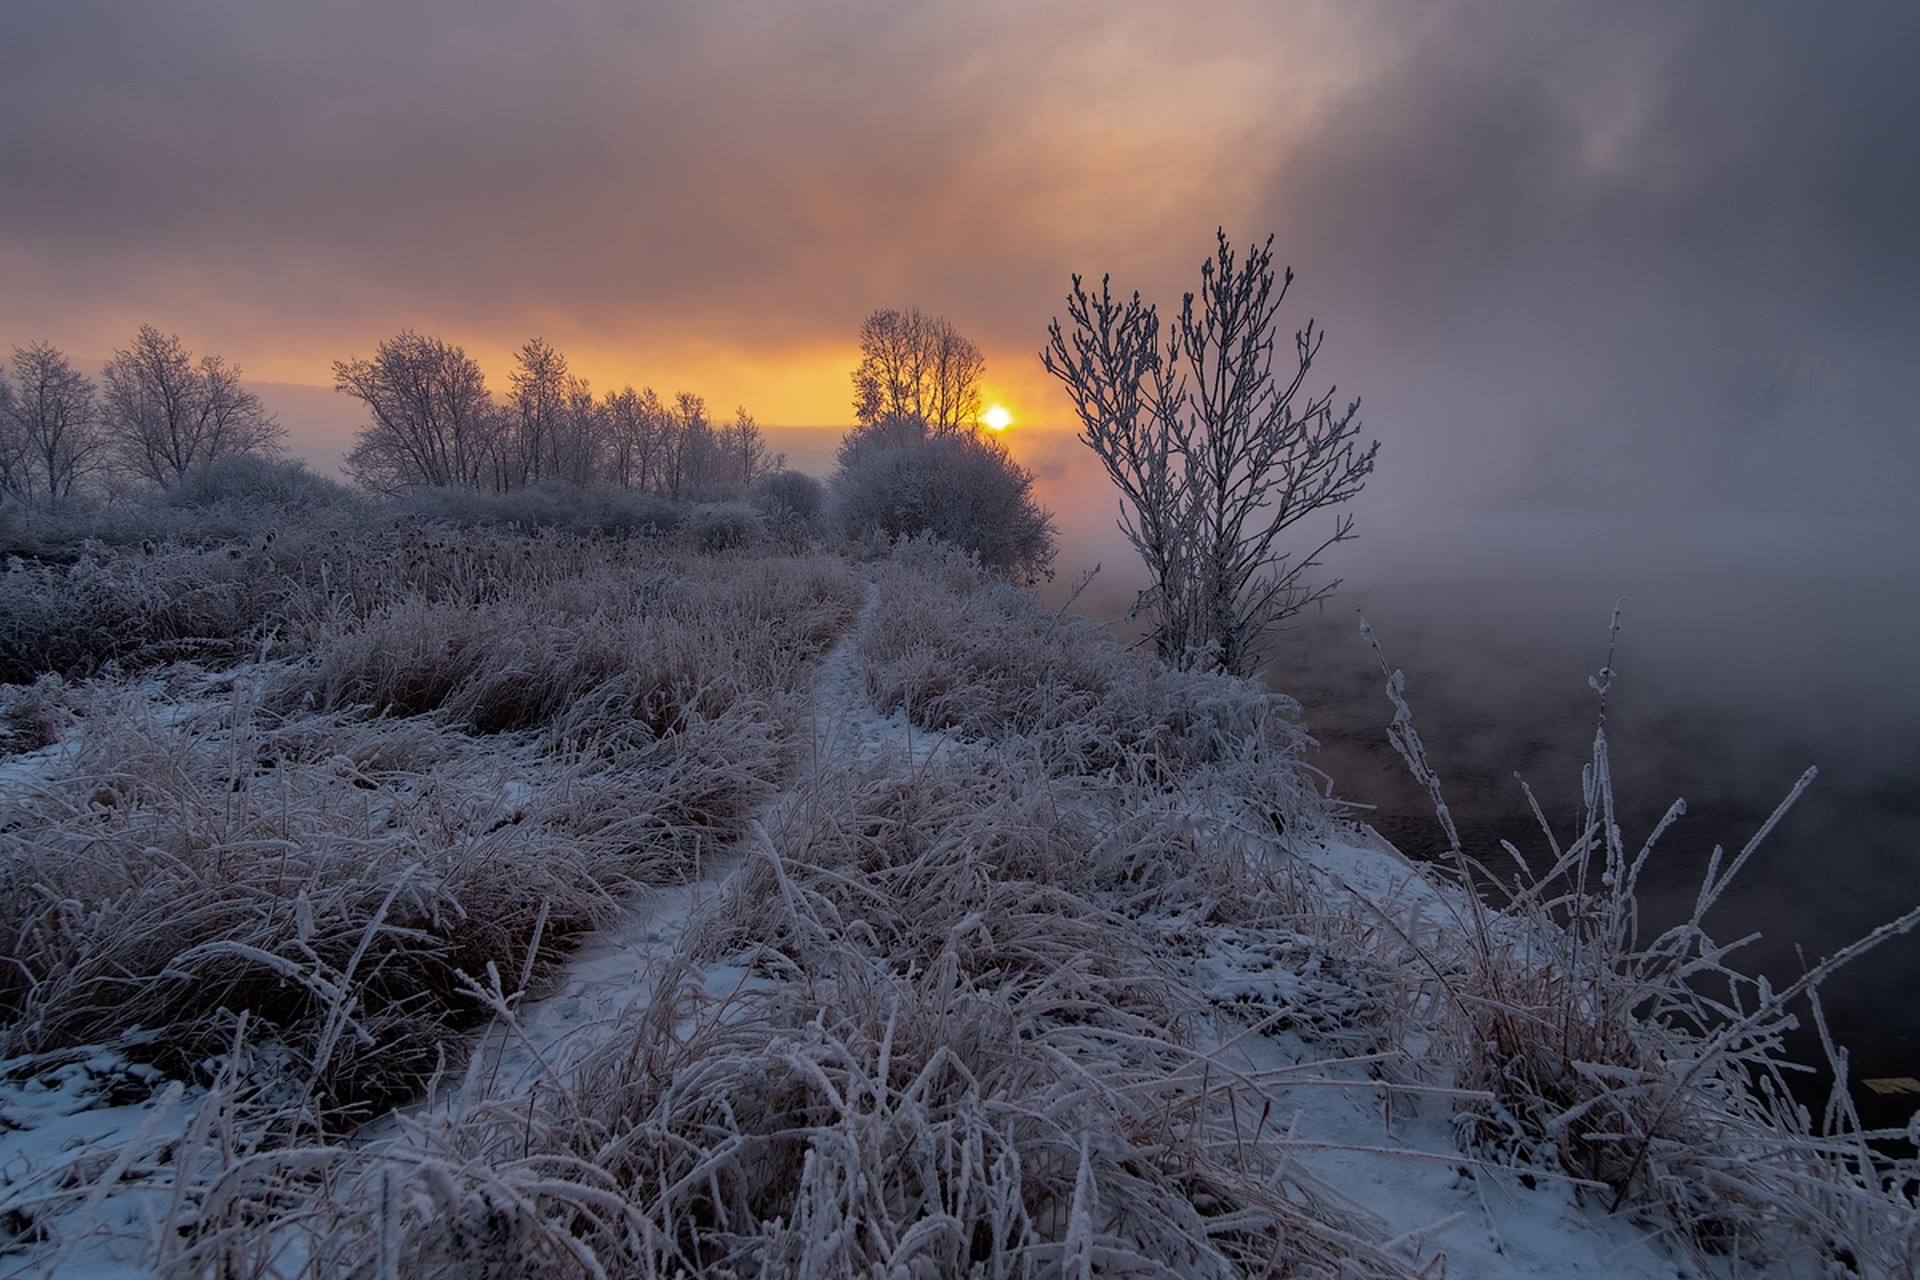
xmin=1267 ymin=582 xmax=1920 ymax=1138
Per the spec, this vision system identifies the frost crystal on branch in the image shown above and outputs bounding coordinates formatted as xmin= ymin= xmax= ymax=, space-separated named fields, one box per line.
xmin=1044 ymin=230 xmax=1378 ymax=676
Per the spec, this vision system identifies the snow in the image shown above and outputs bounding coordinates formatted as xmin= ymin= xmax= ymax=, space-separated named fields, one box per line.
xmin=1187 ymin=832 xmax=1696 ymax=1279
xmin=0 ymin=570 xmax=1878 ymax=1276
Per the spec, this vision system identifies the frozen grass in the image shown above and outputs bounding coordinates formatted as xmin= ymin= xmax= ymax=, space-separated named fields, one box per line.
xmin=7 ymin=514 xmax=1916 ymax=1275
xmin=274 ymin=544 xmax=858 ymax=737
xmin=0 ymin=539 xmax=302 ymax=682
xmin=0 ymin=486 xmax=838 ymax=688
xmin=0 ymin=538 xmax=861 ymax=1134
xmin=154 ymin=758 xmax=1410 ymax=1279
xmin=858 ymin=541 xmax=1323 ymax=836
xmin=1364 ymin=612 xmax=1920 ymax=1273
xmin=0 ymin=681 xmax=760 ymax=1123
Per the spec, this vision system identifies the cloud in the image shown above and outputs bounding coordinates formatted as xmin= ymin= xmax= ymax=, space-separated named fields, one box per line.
xmin=0 ymin=0 xmax=1348 ymax=406
xmin=4 ymin=0 xmax=1916 ymax=497
xmin=1250 ymin=0 xmax=1920 ymax=511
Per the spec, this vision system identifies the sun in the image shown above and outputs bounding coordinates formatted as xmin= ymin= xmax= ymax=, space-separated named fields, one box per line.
xmin=982 ymin=405 xmax=1013 ymax=431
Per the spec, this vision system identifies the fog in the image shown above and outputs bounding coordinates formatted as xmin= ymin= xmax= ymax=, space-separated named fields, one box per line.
xmin=1021 ymin=367 xmax=1920 ymax=1120
xmin=1008 ymin=2 xmax=1920 ymax=1085
xmin=1009 ymin=10 xmax=1920 ymax=1103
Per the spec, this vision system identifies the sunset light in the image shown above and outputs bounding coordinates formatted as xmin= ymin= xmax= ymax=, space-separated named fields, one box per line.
xmin=3 ymin=6 xmax=1918 ymax=1271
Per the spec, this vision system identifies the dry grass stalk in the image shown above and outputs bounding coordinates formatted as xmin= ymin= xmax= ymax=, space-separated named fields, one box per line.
xmin=1363 ymin=611 xmax=1920 ymax=1272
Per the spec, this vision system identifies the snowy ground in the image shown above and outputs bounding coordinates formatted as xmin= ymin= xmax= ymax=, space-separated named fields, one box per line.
xmin=406 ymin=586 xmax=1692 ymax=1278
xmin=0 ymin=576 xmax=1835 ymax=1276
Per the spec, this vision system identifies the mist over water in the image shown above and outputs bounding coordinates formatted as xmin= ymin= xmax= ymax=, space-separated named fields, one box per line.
xmin=1029 ymin=426 xmax=1920 ymax=1128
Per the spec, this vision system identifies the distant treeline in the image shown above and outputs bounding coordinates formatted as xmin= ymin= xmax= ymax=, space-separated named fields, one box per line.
xmin=333 ymin=333 xmax=778 ymax=498
xmin=0 ymin=328 xmax=780 ymax=505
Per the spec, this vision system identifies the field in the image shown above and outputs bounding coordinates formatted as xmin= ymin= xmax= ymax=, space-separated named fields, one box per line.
xmin=1 ymin=491 xmax=1916 ymax=1277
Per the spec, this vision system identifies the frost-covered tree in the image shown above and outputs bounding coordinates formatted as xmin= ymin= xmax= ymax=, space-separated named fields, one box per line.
xmin=102 ymin=326 xmax=283 ymax=487
xmin=502 ymin=337 xmax=602 ymax=488
xmin=335 ymin=331 xmax=498 ymax=492
xmin=0 ymin=373 xmax=18 ymax=501
xmin=603 ymin=385 xmax=670 ymax=491
xmin=0 ymin=341 xmax=105 ymax=502
xmin=852 ymin=308 xmax=984 ymax=433
xmin=556 ymin=377 xmax=604 ymax=488
xmin=716 ymin=407 xmax=776 ymax=489
xmin=504 ymin=336 xmax=568 ymax=487
xmin=663 ymin=391 xmax=715 ymax=498
xmin=1043 ymin=231 xmax=1377 ymax=675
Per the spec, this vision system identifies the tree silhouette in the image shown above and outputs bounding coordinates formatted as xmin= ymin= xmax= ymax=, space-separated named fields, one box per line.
xmin=102 ymin=326 xmax=282 ymax=487
xmin=852 ymin=308 xmax=984 ymax=433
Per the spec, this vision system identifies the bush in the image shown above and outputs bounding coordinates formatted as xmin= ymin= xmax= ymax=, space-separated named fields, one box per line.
xmin=163 ymin=454 xmax=356 ymax=512
xmin=688 ymin=501 xmax=764 ymax=552
xmin=749 ymin=469 xmax=824 ymax=534
xmin=831 ymin=418 xmax=1054 ymax=583
xmin=386 ymin=481 xmax=684 ymax=539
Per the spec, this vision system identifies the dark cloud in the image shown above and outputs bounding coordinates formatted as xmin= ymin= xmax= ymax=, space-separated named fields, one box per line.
xmin=1252 ymin=0 xmax=1920 ymax=514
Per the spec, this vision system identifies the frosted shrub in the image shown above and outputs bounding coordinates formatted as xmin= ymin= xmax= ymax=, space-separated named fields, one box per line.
xmin=385 ymin=481 xmax=684 ymax=539
xmin=688 ymin=500 xmax=763 ymax=552
xmin=832 ymin=417 xmax=1055 ymax=582
xmin=749 ymin=467 xmax=824 ymax=536
xmin=162 ymin=454 xmax=356 ymax=513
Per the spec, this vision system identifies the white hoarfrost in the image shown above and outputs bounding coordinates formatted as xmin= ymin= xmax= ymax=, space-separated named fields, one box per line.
xmin=2 ymin=548 xmax=1912 ymax=1277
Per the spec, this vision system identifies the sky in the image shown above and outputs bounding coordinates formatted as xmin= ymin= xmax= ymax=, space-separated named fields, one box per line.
xmin=3 ymin=0 xmax=1917 ymax=522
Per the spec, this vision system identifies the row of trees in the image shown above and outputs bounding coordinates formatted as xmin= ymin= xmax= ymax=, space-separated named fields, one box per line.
xmin=336 ymin=334 xmax=776 ymax=498
xmin=0 ymin=327 xmax=283 ymax=503
xmin=0 ymin=325 xmax=779 ymax=505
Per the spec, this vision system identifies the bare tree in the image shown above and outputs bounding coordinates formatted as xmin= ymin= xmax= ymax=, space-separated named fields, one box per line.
xmin=603 ymin=385 xmax=670 ymax=491
xmin=852 ymin=308 xmax=984 ymax=433
xmin=555 ymin=377 xmax=604 ymax=488
xmin=663 ymin=391 xmax=713 ymax=498
xmin=716 ymin=407 xmax=776 ymax=489
xmin=335 ymin=331 xmax=497 ymax=492
xmin=101 ymin=325 xmax=283 ymax=486
xmin=0 ymin=379 xmax=15 ymax=500
xmin=0 ymin=341 xmax=105 ymax=502
xmin=1043 ymin=231 xmax=1378 ymax=675
xmin=505 ymin=337 xmax=569 ymax=486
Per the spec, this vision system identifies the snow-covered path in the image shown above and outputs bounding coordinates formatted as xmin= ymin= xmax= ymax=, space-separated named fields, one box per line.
xmin=431 ymin=582 xmax=1694 ymax=1279
xmin=442 ymin=580 xmax=953 ymax=1110
xmin=0 ymin=580 xmax=1733 ymax=1277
